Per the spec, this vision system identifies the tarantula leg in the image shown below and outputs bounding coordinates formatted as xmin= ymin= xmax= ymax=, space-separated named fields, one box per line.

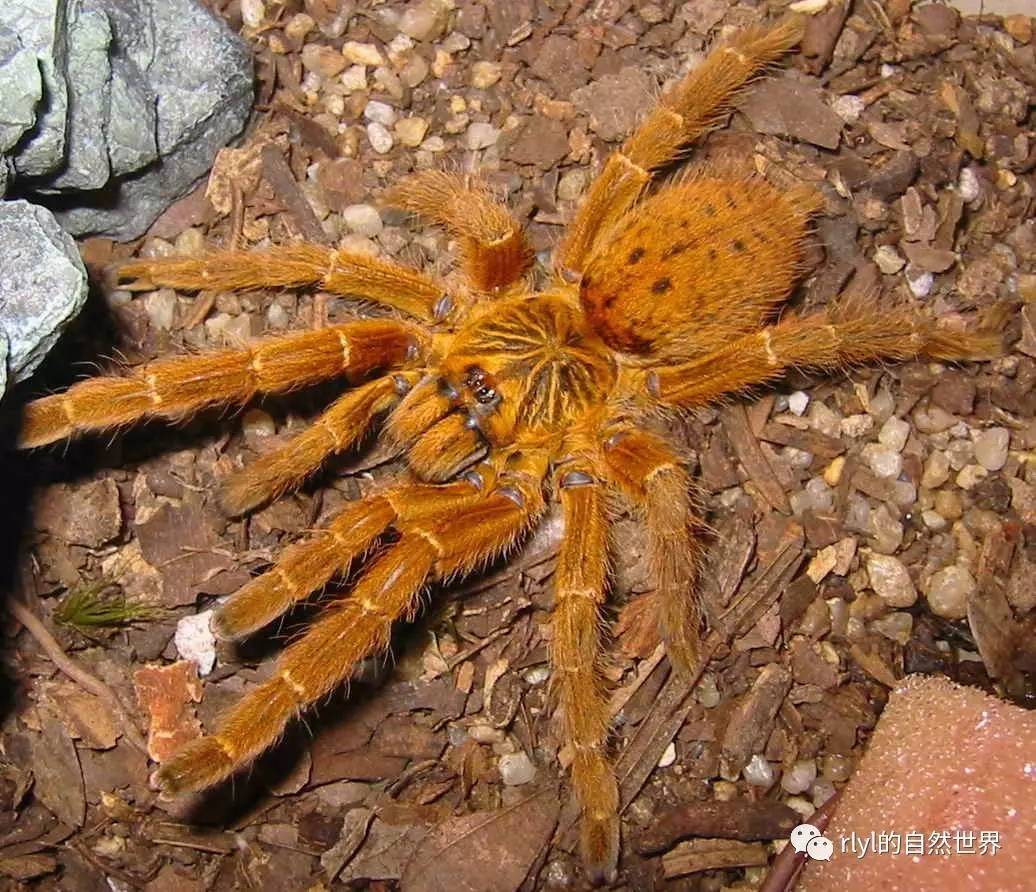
xmin=551 ymin=468 xmax=619 ymax=884
xmin=159 ymin=462 xmax=544 ymax=793
xmin=648 ymin=301 xmax=1004 ymax=409
xmin=120 ymin=244 xmax=446 ymax=321
xmin=386 ymin=171 xmax=533 ymax=293
xmin=216 ymin=472 xmax=492 ymax=639
xmin=220 ymin=372 xmax=419 ymax=516
xmin=561 ymin=19 xmax=804 ymax=273
xmin=601 ymin=429 xmax=705 ymax=675
xmin=19 ymin=320 xmax=420 ymax=449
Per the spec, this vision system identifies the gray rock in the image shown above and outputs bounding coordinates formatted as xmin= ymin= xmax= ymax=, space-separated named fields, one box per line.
xmin=0 ymin=200 xmax=88 ymax=395
xmin=40 ymin=0 xmax=113 ymax=191
xmin=105 ymin=55 xmax=158 ymax=176
xmin=50 ymin=0 xmax=253 ymax=239
xmin=0 ymin=26 xmax=44 ymax=155
xmin=0 ymin=0 xmax=70 ymax=177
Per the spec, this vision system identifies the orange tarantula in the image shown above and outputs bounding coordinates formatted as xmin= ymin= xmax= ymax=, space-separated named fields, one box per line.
xmin=19 ymin=19 xmax=998 ymax=882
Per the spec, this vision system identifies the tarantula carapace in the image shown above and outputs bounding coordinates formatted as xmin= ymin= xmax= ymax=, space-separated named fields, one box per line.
xmin=19 ymin=20 xmax=998 ymax=883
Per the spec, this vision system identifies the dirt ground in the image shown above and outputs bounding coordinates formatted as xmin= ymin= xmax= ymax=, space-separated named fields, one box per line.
xmin=3 ymin=0 xmax=1035 ymax=889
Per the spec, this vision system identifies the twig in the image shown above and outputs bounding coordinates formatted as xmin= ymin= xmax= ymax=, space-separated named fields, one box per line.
xmin=9 ymin=599 xmax=148 ymax=757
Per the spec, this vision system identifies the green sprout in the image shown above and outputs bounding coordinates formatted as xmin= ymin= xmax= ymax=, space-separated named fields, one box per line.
xmin=53 ymin=580 xmax=161 ymax=636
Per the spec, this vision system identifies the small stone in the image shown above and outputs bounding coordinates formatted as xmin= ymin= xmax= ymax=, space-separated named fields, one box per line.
xmin=933 ymin=489 xmax=963 ymax=521
xmin=922 ymin=509 xmax=947 ymax=531
xmin=781 ymin=759 xmax=818 ymax=795
xmin=824 ymin=456 xmax=846 ymax=487
xmin=471 ymin=60 xmax=502 ymax=88
xmin=788 ymin=391 xmax=810 ymax=416
xmin=394 ymin=116 xmax=428 ymax=147
xmin=913 ymin=403 xmax=958 ymax=434
xmin=743 ymin=754 xmax=776 ymax=788
xmin=499 ymin=751 xmax=536 ymax=786
xmin=363 ymin=99 xmax=397 ymax=126
xmin=906 ymin=266 xmax=934 ymax=298
xmin=465 ymin=121 xmax=499 ymax=150
xmin=340 ymin=64 xmax=367 ymax=92
xmin=921 ymin=451 xmax=951 ymax=488
xmin=241 ymin=408 xmax=276 ymax=438
xmin=398 ymin=0 xmax=449 ymax=41
xmin=866 ymin=553 xmax=917 ymax=607
xmin=973 ymin=427 xmax=1009 ymax=471
xmin=174 ymin=610 xmax=217 ymax=676
xmin=861 ymin=443 xmax=903 ymax=479
xmin=241 ymin=0 xmax=265 ymax=28
xmin=557 ymin=169 xmax=587 ymax=201
xmin=958 ymin=166 xmax=982 ymax=202
xmin=841 ymin=414 xmax=874 ymax=438
xmin=872 ymin=610 xmax=914 ymax=645
xmin=925 ymin=566 xmax=975 ymax=620
xmin=341 ymin=204 xmax=383 ymax=237
xmin=869 ymin=505 xmax=903 ymax=554
xmin=1004 ymin=14 xmax=1033 ymax=43
xmin=874 ymin=244 xmax=905 ymax=274
xmin=878 ymin=416 xmax=910 ymax=452
xmin=657 ymin=743 xmax=677 ymax=768
xmin=831 ymin=94 xmax=865 ymax=124
xmin=366 ymin=121 xmax=394 ymax=154
xmin=956 ymin=464 xmax=988 ymax=490
xmin=342 ymin=41 xmax=385 ymax=66
xmin=145 ymin=289 xmax=178 ymax=331
xmin=301 ymin=44 xmax=347 ymax=78
xmin=821 ymin=754 xmax=853 ymax=783
xmin=399 ymin=54 xmax=429 ymax=88
xmin=285 ymin=13 xmax=315 ymax=41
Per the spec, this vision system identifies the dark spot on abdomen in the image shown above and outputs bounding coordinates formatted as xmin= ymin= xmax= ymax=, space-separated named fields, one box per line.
xmin=731 ymin=239 xmax=745 ymax=252
xmin=627 ymin=247 xmax=645 ymax=264
xmin=651 ymin=277 xmax=673 ymax=294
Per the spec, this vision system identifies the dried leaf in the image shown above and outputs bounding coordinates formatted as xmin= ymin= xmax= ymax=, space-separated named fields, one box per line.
xmin=39 ymin=680 xmax=119 ymax=750
xmin=30 ymin=715 xmax=86 ymax=827
xmin=401 ymin=788 xmax=559 ymax=892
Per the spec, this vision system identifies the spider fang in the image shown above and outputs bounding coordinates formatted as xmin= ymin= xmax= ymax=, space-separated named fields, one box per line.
xmin=560 ymin=470 xmax=594 ymax=488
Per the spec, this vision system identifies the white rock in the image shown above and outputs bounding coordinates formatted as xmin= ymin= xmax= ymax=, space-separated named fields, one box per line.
xmin=866 ymin=553 xmax=917 ymax=607
xmin=657 ymin=742 xmax=677 ymax=768
xmin=906 ymin=266 xmax=934 ymax=298
xmin=174 ymin=610 xmax=217 ymax=676
xmin=743 ymin=754 xmax=775 ymax=788
xmin=781 ymin=759 xmax=818 ymax=795
xmin=861 ymin=443 xmax=903 ymax=479
xmin=363 ymin=99 xmax=397 ymax=126
xmin=341 ymin=204 xmax=383 ymax=237
xmin=878 ymin=416 xmax=910 ymax=452
xmin=342 ymin=41 xmax=384 ymax=66
xmin=874 ymin=244 xmax=905 ymax=274
xmin=340 ymin=64 xmax=367 ymax=92
xmin=831 ymin=94 xmax=865 ymax=123
xmin=499 ymin=751 xmax=536 ymax=785
xmin=956 ymin=464 xmax=988 ymax=490
xmin=788 ymin=390 xmax=810 ymax=416
xmin=973 ymin=427 xmax=1009 ymax=471
xmin=921 ymin=451 xmax=951 ymax=488
xmin=398 ymin=0 xmax=449 ymax=41
xmin=926 ymin=566 xmax=975 ymax=620
xmin=367 ymin=121 xmax=394 ymax=154
xmin=465 ymin=121 xmax=500 ymax=150
xmin=145 ymin=289 xmax=177 ymax=330
xmin=841 ymin=414 xmax=874 ymax=438
xmin=958 ymin=165 xmax=982 ymax=202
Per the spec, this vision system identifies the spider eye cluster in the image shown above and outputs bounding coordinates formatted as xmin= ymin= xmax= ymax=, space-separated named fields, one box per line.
xmin=464 ymin=367 xmax=498 ymax=404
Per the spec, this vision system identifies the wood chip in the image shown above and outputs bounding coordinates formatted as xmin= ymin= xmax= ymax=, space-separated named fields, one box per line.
xmin=722 ymin=404 xmax=791 ymax=514
xmin=634 ymin=800 xmax=801 ymax=854
xmin=662 ymin=838 xmax=769 ymax=878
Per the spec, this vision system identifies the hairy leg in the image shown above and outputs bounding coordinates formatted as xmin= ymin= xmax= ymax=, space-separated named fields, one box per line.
xmin=551 ymin=467 xmax=619 ymax=884
xmin=643 ymin=303 xmax=1003 ymax=408
xmin=121 ymin=244 xmax=447 ymax=321
xmin=158 ymin=456 xmax=546 ymax=792
xmin=386 ymin=170 xmax=533 ymax=293
xmin=601 ymin=429 xmax=704 ymax=675
xmin=19 ymin=320 xmax=420 ymax=449
xmin=220 ymin=372 xmax=418 ymax=515
xmin=215 ymin=474 xmax=489 ymax=640
xmin=560 ymin=19 xmax=803 ymax=274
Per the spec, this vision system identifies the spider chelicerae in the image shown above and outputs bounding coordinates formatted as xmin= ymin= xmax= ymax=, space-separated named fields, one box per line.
xmin=19 ymin=18 xmax=999 ymax=883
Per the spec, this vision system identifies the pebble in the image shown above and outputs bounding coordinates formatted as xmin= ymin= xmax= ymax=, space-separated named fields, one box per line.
xmin=906 ymin=266 xmax=934 ymax=298
xmin=399 ymin=54 xmax=429 ymax=88
xmin=870 ymin=505 xmax=903 ymax=554
xmin=340 ymin=65 xmax=367 ymax=92
xmin=823 ymin=455 xmax=846 ymax=486
xmin=822 ymin=754 xmax=853 ymax=783
xmin=872 ymin=610 xmax=913 ymax=645
xmin=363 ymin=100 xmax=397 ymax=126
xmin=145 ymin=289 xmax=177 ymax=330
xmin=922 ymin=509 xmax=947 ymax=530
xmin=696 ymin=673 xmax=720 ymax=708
xmin=788 ymin=390 xmax=810 ymax=416
xmin=913 ymin=403 xmax=958 ymax=434
xmin=471 ymin=60 xmax=502 ymax=88
xmin=366 ymin=121 xmax=394 ymax=154
xmin=465 ymin=122 xmax=499 ymax=150
xmin=956 ymin=464 xmax=988 ymax=490
xmin=781 ymin=759 xmax=818 ymax=795
xmin=861 ymin=443 xmax=903 ymax=479
xmin=174 ymin=610 xmax=217 ymax=676
xmin=841 ymin=414 xmax=874 ymax=438
xmin=394 ymin=116 xmax=428 ymax=147
xmin=925 ymin=566 xmax=975 ymax=620
xmin=341 ymin=204 xmax=383 ymax=237
xmin=921 ymin=451 xmax=951 ymax=488
xmin=878 ymin=416 xmax=910 ymax=452
xmin=933 ymin=489 xmax=963 ymax=521
xmin=301 ymin=44 xmax=348 ymax=78
xmin=499 ymin=751 xmax=536 ymax=786
xmin=973 ymin=427 xmax=1009 ymax=471
xmin=242 ymin=408 xmax=276 ymax=438
xmin=241 ymin=0 xmax=265 ymax=29
xmin=946 ymin=438 xmax=975 ymax=470
xmin=398 ymin=0 xmax=449 ymax=41
xmin=285 ymin=13 xmax=315 ymax=42
xmin=743 ymin=754 xmax=776 ymax=788
xmin=831 ymin=94 xmax=865 ymax=124
xmin=866 ymin=553 xmax=917 ymax=607
xmin=557 ymin=169 xmax=587 ymax=201
xmin=657 ymin=743 xmax=677 ymax=768
xmin=342 ymin=41 xmax=385 ymax=66
xmin=958 ymin=165 xmax=982 ymax=202
xmin=174 ymin=227 xmax=206 ymax=256
xmin=874 ymin=244 xmax=906 ymax=274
